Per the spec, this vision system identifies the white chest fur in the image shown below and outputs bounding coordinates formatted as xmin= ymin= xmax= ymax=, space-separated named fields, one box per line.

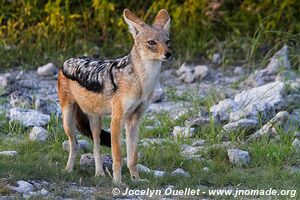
xmin=123 ymin=60 xmax=161 ymax=114
xmin=140 ymin=60 xmax=162 ymax=99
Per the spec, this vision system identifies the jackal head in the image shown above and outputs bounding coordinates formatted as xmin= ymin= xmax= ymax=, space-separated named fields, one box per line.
xmin=123 ymin=9 xmax=171 ymax=61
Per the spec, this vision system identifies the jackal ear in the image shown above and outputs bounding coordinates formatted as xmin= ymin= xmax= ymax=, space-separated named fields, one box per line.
xmin=123 ymin=8 xmax=146 ymax=37
xmin=153 ymin=9 xmax=170 ymax=34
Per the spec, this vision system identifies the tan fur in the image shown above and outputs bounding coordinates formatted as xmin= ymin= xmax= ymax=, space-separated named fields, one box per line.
xmin=57 ymin=8 xmax=171 ymax=183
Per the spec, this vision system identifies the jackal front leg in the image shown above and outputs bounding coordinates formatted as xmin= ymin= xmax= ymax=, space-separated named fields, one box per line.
xmin=111 ymin=101 xmax=124 ymax=183
xmin=125 ymin=103 xmax=147 ymax=181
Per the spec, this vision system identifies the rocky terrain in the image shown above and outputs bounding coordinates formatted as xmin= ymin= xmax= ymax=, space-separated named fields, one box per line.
xmin=0 ymin=45 xmax=299 ymax=199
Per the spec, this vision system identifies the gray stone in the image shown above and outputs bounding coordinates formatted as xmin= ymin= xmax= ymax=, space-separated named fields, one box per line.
xmin=287 ymin=94 xmax=300 ymax=106
xmin=223 ymin=118 xmax=258 ymax=133
xmin=148 ymin=102 xmax=183 ymax=115
xmin=194 ymin=65 xmax=209 ymax=80
xmin=79 ymin=154 xmax=112 ymax=171
xmin=9 ymin=108 xmax=50 ymax=127
xmin=16 ymin=70 xmax=25 ymax=80
xmin=233 ymin=66 xmax=244 ymax=75
xmin=79 ymin=153 xmax=95 ymax=170
xmin=0 ymin=73 xmax=13 ymax=88
xmin=294 ymin=132 xmax=300 ymax=138
xmin=153 ymin=170 xmax=166 ymax=177
xmin=247 ymin=111 xmax=289 ymax=141
xmin=172 ymin=126 xmax=195 ymax=138
xmin=0 ymin=150 xmax=18 ymax=157
xmin=9 ymin=180 xmax=35 ymax=194
xmin=210 ymin=98 xmax=240 ymax=122
xmin=37 ymin=63 xmax=58 ymax=76
xmin=176 ymin=63 xmax=208 ymax=83
xmin=265 ymin=45 xmax=290 ymax=74
xmin=171 ymin=168 xmax=191 ymax=177
xmin=29 ymin=126 xmax=49 ymax=142
xmin=181 ymin=145 xmax=203 ymax=157
xmin=212 ymin=53 xmax=221 ymax=64
xmin=192 ymin=139 xmax=205 ymax=147
xmin=185 ymin=116 xmax=211 ymax=127
xmin=234 ymin=81 xmax=286 ymax=114
xmin=292 ymin=139 xmax=300 ymax=153
xmin=228 ymin=149 xmax=250 ymax=166
xmin=102 ymin=155 xmax=113 ymax=171
xmin=140 ymin=138 xmax=166 ymax=147
xmin=137 ymin=164 xmax=151 ymax=173
xmin=35 ymin=98 xmax=58 ymax=115
xmin=245 ymin=45 xmax=291 ymax=86
xmin=62 ymin=139 xmax=91 ymax=152
xmin=152 ymin=82 xmax=165 ymax=103
xmin=284 ymin=109 xmax=300 ymax=131
xmin=10 ymin=91 xmax=33 ymax=108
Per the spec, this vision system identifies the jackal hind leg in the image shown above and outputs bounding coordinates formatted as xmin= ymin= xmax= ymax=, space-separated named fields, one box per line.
xmin=88 ymin=115 xmax=105 ymax=177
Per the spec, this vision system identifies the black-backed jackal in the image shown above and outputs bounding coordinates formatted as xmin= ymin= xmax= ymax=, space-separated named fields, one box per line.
xmin=57 ymin=8 xmax=171 ymax=183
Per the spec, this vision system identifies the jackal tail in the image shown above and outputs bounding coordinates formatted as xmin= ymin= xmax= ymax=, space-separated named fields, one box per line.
xmin=74 ymin=104 xmax=111 ymax=147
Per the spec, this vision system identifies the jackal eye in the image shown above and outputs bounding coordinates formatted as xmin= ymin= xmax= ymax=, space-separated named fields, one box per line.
xmin=148 ymin=40 xmax=156 ymax=45
xmin=166 ymin=39 xmax=171 ymax=46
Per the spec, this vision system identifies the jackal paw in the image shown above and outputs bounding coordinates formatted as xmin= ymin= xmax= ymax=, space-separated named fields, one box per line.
xmin=63 ymin=167 xmax=73 ymax=173
xmin=95 ymin=171 xmax=105 ymax=177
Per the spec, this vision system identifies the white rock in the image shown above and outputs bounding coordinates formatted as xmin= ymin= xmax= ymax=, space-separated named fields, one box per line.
xmin=35 ymin=98 xmax=58 ymax=116
xmin=233 ymin=66 xmax=244 ymax=75
xmin=171 ymin=168 xmax=191 ymax=177
xmin=194 ymin=65 xmax=209 ymax=80
xmin=62 ymin=139 xmax=91 ymax=152
xmin=228 ymin=149 xmax=250 ymax=166
xmin=16 ymin=70 xmax=25 ymax=80
xmin=0 ymin=73 xmax=12 ymax=88
xmin=37 ymin=63 xmax=58 ymax=76
xmin=181 ymin=145 xmax=202 ymax=157
xmin=172 ymin=126 xmax=195 ymax=138
xmin=29 ymin=126 xmax=49 ymax=142
xmin=234 ymin=81 xmax=286 ymax=112
xmin=10 ymin=180 xmax=35 ymax=194
xmin=79 ymin=153 xmax=94 ymax=169
xmin=10 ymin=91 xmax=33 ymax=108
xmin=0 ymin=150 xmax=18 ymax=157
xmin=9 ymin=108 xmax=50 ymax=127
xmin=153 ymin=170 xmax=166 ymax=177
xmin=140 ymin=138 xmax=166 ymax=147
xmin=40 ymin=188 xmax=49 ymax=195
xmin=185 ymin=116 xmax=211 ymax=127
xmin=292 ymin=139 xmax=300 ymax=153
xmin=176 ymin=63 xmax=190 ymax=76
xmin=210 ymin=98 xmax=240 ymax=122
xmin=245 ymin=45 xmax=291 ymax=86
xmin=176 ymin=63 xmax=208 ymax=83
xmin=265 ymin=45 xmax=290 ymax=74
xmin=223 ymin=118 xmax=258 ymax=133
xmin=202 ymin=167 xmax=210 ymax=172
xmin=247 ymin=111 xmax=289 ymax=141
xmin=137 ymin=164 xmax=151 ymax=173
xmin=79 ymin=153 xmax=112 ymax=171
xmin=192 ymin=139 xmax=205 ymax=146
xmin=152 ymin=82 xmax=165 ymax=103
xmin=285 ymin=109 xmax=300 ymax=131
xmin=212 ymin=53 xmax=221 ymax=64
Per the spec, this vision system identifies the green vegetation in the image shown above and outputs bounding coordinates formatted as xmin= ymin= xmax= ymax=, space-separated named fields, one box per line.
xmin=1 ymin=0 xmax=300 ymax=70
xmin=1 ymin=89 xmax=299 ymax=199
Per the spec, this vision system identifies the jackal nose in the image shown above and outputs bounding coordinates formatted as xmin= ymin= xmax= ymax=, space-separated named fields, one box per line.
xmin=164 ymin=52 xmax=172 ymax=59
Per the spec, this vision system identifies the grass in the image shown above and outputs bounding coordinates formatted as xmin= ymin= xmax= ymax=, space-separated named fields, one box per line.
xmin=0 ymin=89 xmax=300 ymax=199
